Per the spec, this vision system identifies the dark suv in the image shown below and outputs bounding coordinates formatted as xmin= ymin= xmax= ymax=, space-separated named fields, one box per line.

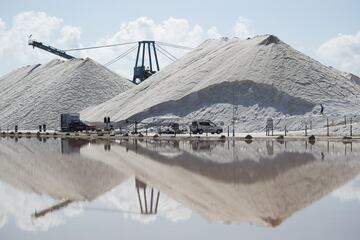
xmin=68 ymin=121 xmax=95 ymax=132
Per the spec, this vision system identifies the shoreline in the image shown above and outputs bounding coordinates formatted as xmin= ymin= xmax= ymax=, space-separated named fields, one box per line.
xmin=1 ymin=131 xmax=359 ymax=142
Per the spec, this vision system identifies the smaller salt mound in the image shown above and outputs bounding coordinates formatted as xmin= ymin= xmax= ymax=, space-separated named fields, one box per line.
xmin=0 ymin=58 xmax=133 ymax=130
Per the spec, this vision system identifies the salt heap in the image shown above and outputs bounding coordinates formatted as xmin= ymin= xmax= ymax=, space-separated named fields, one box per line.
xmin=82 ymin=35 xmax=360 ymax=132
xmin=342 ymin=72 xmax=360 ymax=85
xmin=0 ymin=58 xmax=133 ymax=130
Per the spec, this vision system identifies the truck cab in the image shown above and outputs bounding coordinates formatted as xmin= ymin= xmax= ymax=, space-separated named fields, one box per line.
xmin=61 ymin=113 xmax=95 ymax=132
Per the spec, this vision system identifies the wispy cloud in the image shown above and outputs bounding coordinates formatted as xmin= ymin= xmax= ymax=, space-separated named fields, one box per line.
xmin=0 ymin=12 xmax=254 ymax=77
xmin=317 ymin=31 xmax=360 ymax=76
xmin=233 ymin=17 xmax=254 ymax=39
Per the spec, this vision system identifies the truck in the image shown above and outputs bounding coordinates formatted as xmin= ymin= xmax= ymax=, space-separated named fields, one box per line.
xmin=60 ymin=113 xmax=95 ymax=132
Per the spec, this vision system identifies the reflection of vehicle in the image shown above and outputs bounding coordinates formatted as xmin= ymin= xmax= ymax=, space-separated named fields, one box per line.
xmin=61 ymin=138 xmax=89 ymax=154
xmin=191 ymin=141 xmax=217 ymax=151
xmin=190 ymin=120 xmax=222 ymax=134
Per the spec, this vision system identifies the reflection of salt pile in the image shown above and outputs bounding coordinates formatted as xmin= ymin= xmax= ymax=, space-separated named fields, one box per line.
xmin=332 ymin=175 xmax=360 ymax=201
xmin=0 ymin=138 xmax=190 ymax=228
xmin=0 ymin=58 xmax=133 ymax=129
xmin=0 ymin=138 xmax=130 ymax=232
xmin=82 ymin=35 xmax=360 ymax=132
xmin=82 ymin=140 xmax=360 ymax=227
xmin=0 ymin=138 xmax=128 ymax=201
xmin=79 ymin=143 xmax=192 ymax=223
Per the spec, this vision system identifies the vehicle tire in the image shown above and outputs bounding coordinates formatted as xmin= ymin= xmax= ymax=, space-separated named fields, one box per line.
xmin=216 ymin=129 xmax=221 ymax=134
xmin=199 ymin=129 xmax=204 ymax=134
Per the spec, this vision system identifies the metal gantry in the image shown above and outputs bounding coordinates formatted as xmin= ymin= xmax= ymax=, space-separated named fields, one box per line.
xmin=133 ymin=41 xmax=160 ymax=83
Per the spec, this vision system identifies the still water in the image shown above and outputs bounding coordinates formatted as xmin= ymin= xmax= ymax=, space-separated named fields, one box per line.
xmin=0 ymin=137 xmax=360 ymax=239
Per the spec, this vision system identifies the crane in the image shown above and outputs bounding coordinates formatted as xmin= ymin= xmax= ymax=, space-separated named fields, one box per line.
xmin=28 ymin=35 xmax=193 ymax=84
xmin=28 ymin=36 xmax=75 ymax=60
xmin=61 ymin=40 xmax=193 ymax=84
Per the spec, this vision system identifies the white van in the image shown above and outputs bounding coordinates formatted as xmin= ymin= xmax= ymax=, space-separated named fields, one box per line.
xmin=190 ymin=120 xmax=223 ymax=134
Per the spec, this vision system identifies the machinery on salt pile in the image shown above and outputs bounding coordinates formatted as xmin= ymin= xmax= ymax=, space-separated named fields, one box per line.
xmin=28 ymin=36 xmax=192 ymax=84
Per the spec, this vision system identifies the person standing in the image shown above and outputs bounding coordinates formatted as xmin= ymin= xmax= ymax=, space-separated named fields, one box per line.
xmin=320 ymin=104 xmax=324 ymax=114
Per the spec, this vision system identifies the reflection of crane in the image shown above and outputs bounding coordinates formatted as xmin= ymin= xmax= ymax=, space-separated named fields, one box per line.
xmin=135 ymin=178 xmax=160 ymax=215
xmin=31 ymin=199 xmax=73 ymax=218
xmin=30 ymin=180 xmax=160 ymax=219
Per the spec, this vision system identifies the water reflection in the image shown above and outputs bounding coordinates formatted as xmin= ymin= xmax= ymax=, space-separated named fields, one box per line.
xmin=0 ymin=137 xmax=129 ymax=231
xmin=0 ymin=137 xmax=360 ymax=232
xmin=60 ymin=138 xmax=89 ymax=154
xmin=0 ymin=138 xmax=127 ymax=201
xmin=83 ymin=139 xmax=360 ymax=227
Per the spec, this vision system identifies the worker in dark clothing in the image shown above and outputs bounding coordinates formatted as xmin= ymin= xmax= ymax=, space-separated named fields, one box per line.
xmin=320 ymin=104 xmax=324 ymax=114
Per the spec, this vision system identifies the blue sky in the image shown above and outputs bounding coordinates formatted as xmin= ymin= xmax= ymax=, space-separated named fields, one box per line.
xmin=1 ymin=0 xmax=360 ymax=76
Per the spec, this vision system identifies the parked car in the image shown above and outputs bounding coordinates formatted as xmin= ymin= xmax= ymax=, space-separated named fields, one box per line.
xmin=190 ymin=120 xmax=222 ymax=134
xmin=159 ymin=123 xmax=187 ymax=134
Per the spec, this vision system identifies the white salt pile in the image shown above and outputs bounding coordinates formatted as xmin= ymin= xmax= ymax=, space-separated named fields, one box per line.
xmin=82 ymin=35 xmax=360 ymax=132
xmin=0 ymin=58 xmax=133 ymax=130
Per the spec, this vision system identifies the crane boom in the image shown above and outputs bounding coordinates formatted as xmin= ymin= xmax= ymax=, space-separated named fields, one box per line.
xmin=28 ymin=39 xmax=75 ymax=60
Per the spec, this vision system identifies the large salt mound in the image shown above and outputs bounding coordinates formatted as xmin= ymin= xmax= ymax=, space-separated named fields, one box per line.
xmin=0 ymin=58 xmax=133 ymax=130
xmin=82 ymin=35 xmax=360 ymax=132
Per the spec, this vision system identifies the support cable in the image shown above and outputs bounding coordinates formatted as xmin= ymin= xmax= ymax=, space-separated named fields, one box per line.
xmin=64 ymin=41 xmax=193 ymax=52
xmin=156 ymin=44 xmax=178 ymax=60
xmin=64 ymin=41 xmax=138 ymax=52
xmin=104 ymin=45 xmax=138 ymax=66
xmin=156 ymin=41 xmax=193 ymax=50
xmin=156 ymin=47 xmax=177 ymax=62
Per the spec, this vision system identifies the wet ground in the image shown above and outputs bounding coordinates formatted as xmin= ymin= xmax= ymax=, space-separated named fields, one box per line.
xmin=0 ymin=137 xmax=360 ymax=239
